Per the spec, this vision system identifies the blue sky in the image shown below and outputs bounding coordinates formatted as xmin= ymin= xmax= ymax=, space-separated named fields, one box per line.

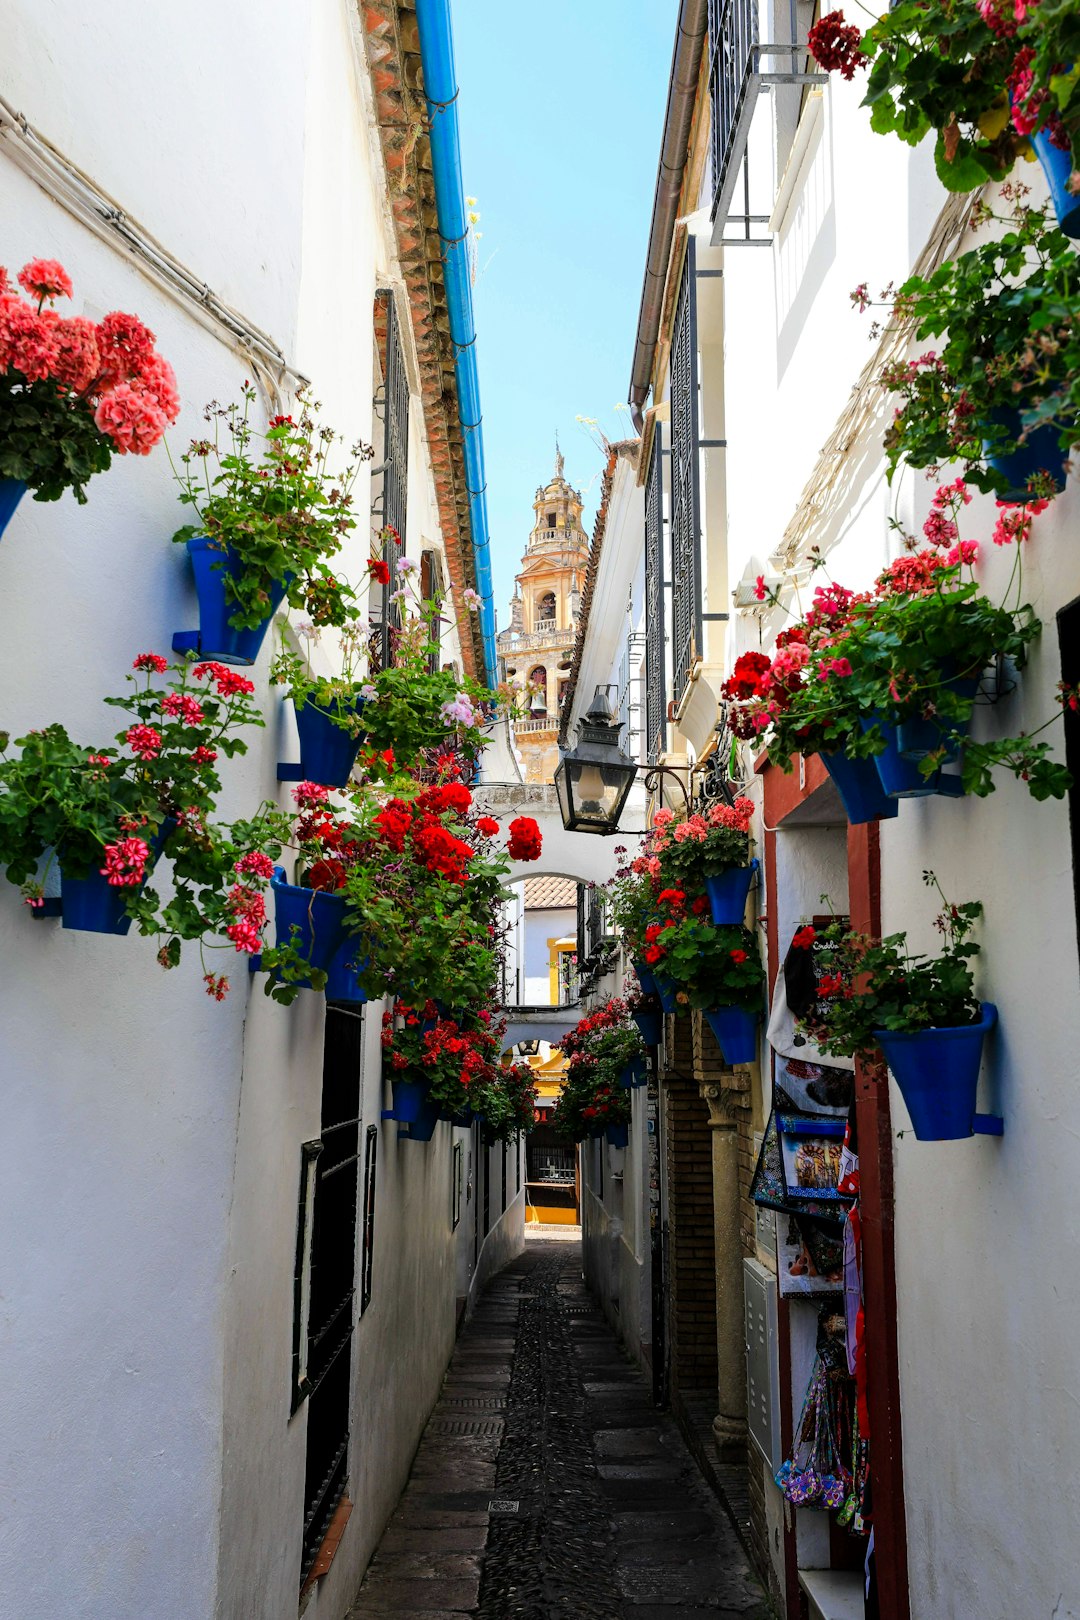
xmin=454 ymin=1 xmax=678 ymax=628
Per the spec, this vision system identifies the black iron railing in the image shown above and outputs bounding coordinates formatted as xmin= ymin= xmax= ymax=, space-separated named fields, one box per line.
xmin=644 ymin=425 xmax=667 ymax=765
xmin=708 ymin=0 xmax=828 ymax=242
xmin=669 ymin=239 xmax=702 ymax=710
xmin=371 ymin=292 xmax=409 ymax=669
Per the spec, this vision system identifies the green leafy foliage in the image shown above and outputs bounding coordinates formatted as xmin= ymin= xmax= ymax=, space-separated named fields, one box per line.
xmin=796 ymin=877 xmax=983 ymax=1060
xmin=0 ymin=374 xmax=113 ymax=502
xmin=172 ymin=385 xmax=371 ymax=629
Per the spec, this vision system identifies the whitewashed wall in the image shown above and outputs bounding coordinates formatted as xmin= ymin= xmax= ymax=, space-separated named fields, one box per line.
xmin=714 ymin=52 xmax=1080 ymax=1620
xmin=0 ymin=5 xmax=507 ymax=1618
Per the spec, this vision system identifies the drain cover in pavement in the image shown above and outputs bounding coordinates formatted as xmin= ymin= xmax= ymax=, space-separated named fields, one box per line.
xmin=428 ymin=1417 xmax=506 ymax=1437
xmin=487 ymin=1499 xmax=520 ymax=1514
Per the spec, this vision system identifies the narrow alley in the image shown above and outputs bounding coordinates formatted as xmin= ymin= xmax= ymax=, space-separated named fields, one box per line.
xmin=348 ymin=1238 xmax=770 ymax=1620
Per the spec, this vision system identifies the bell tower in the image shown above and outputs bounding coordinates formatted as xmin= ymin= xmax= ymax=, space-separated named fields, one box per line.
xmin=496 ymin=446 xmax=590 ymax=783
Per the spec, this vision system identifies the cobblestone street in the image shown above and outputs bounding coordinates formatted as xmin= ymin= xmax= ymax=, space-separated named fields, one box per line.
xmin=348 ymin=1239 xmax=771 ymax=1620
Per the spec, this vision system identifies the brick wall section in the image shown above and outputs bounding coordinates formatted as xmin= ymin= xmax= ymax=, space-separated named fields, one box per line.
xmin=692 ymin=1013 xmax=775 ymax=1598
xmin=360 ymin=0 xmax=487 ymax=681
xmin=661 ymin=1014 xmax=718 ymax=1397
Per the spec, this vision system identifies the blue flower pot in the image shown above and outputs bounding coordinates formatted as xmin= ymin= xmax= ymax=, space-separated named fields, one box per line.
xmin=605 ymin=1121 xmax=630 ymax=1149
xmin=271 ymin=867 xmax=348 ymax=979
xmin=390 ymin=1076 xmax=427 ymax=1123
xmin=861 ymin=717 xmax=965 ymax=800
xmin=60 ymin=820 xmax=175 ymax=935
xmin=1032 ymin=127 xmax=1080 ymax=239
xmin=874 ymin=1003 xmax=997 ymax=1141
xmin=821 ymin=750 xmax=900 ymax=826
xmin=705 ymin=859 xmax=758 ymax=927
xmin=983 ymin=409 xmax=1065 ymax=500
xmin=324 ymin=941 xmax=369 ymax=1004
xmin=0 ymin=478 xmax=27 ymax=540
xmin=293 ymin=693 xmax=366 ymax=788
xmin=654 ymin=975 xmax=679 ymax=1014
xmin=187 ymin=535 xmax=291 ymax=665
xmin=703 ymin=1005 xmax=759 ymax=1066
xmin=631 ymin=1007 xmax=663 ymax=1048
xmin=893 ymin=678 xmax=979 ymax=762
xmin=620 ymin=1056 xmax=648 ymax=1090
xmin=633 ymin=959 xmax=659 ymax=995
xmin=406 ymin=1097 xmax=441 ymax=1141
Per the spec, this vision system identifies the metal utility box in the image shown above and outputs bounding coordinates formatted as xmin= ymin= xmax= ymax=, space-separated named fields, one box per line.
xmin=744 ymin=1256 xmax=782 ymax=1472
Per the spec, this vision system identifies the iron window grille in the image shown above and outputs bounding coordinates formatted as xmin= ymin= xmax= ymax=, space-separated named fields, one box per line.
xmin=297 ymin=1007 xmax=365 ymax=1590
xmin=371 ymin=291 xmax=409 ymax=670
xmin=644 ymin=426 xmax=668 ymax=764
xmin=707 ymin=0 xmax=828 ymax=244
xmin=670 ymin=239 xmax=702 ymax=711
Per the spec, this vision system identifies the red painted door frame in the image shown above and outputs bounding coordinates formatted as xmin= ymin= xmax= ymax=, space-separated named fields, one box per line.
xmin=759 ymin=755 xmax=910 ymax=1620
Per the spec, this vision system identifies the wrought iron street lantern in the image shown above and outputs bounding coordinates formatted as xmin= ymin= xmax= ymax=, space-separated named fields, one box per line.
xmin=554 ymin=686 xmax=638 ymax=835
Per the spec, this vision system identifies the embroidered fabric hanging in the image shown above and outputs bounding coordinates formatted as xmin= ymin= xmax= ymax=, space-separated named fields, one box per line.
xmin=775 ymin=1349 xmax=857 ymax=1511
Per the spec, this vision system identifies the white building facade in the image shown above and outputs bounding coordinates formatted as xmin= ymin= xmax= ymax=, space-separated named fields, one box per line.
xmin=568 ymin=4 xmax=1080 ymax=1618
xmin=0 ymin=6 xmax=523 ymax=1618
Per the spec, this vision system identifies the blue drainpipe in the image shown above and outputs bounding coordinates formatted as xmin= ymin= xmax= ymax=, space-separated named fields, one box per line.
xmin=414 ymin=0 xmax=498 ymax=686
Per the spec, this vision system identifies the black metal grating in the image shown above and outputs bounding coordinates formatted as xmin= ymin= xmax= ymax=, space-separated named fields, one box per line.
xmin=669 ymin=239 xmax=702 ymax=708
xmin=708 ymin=0 xmax=758 ymax=232
xmin=371 ymin=292 xmax=409 ymax=670
xmin=644 ymin=426 xmax=667 ymax=764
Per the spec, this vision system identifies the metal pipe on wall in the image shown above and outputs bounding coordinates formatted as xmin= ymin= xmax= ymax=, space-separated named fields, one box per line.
xmin=414 ymin=0 xmax=498 ymax=684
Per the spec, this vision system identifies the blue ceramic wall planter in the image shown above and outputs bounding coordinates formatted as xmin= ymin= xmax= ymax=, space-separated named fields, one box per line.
xmin=324 ymin=942 xmax=369 ymax=1004
xmin=703 ymin=1005 xmax=759 ymax=1066
xmin=654 ymin=976 xmax=679 ymax=1015
xmin=862 ymin=717 xmax=965 ymax=801
xmin=705 ymin=858 xmax=759 ymax=927
xmin=31 ymin=822 xmax=176 ymax=934
xmin=633 ymin=959 xmax=659 ymax=995
xmin=405 ymin=1098 xmax=441 ymax=1141
xmin=631 ymin=1006 xmax=663 ymax=1048
xmin=605 ymin=1121 xmax=630 ymax=1149
xmin=270 ymin=866 xmax=349 ymax=981
xmin=278 ymin=695 xmax=367 ymax=788
xmin=874 ymin=1002 xmax=1002 ymax=1141
xmin=0 ymin=478 xmax=27 ymax=540
xmin=983 ymin=409 xmax=1065 ymax=501
xmin=620 ymin=1056 xmax=648 ymax=1090
xmin=173 ymin=537 xmax=290 ymax=666
xmin=387 ymin=1076 xmax=427 ymax=1123
xmin=1033 ymin=127 xmax=1080 ymax=239
xmin=821 ymin=751 xmax=899 ymax=826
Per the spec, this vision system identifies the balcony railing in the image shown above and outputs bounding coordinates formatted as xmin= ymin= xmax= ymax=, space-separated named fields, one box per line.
xmin=498 ymin=626 xmax=575 ymax=654
xmin=514 ymin=715 xmax=558 ymax=733
xmin=708 ymin=0 xmax=827 ymax=244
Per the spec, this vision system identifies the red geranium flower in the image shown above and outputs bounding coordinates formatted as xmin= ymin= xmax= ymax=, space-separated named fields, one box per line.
xmin=367 ymin=558 xmax=391 ymax=585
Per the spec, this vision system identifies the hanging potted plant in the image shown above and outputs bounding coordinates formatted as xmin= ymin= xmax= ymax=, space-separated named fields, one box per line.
xmin=0 ymin=256 xmax=178 ymax=535
xmin=722 ymin=612 xmax=899 ymax=827
xmin=640 ymin=897 xmax=765 ymax=1064
xmin=794 ymin=878 xmax=996 ymax=1142
xmin=627 ymin=982 xmax=663 ymax=1049
xmin=550 ymin=1052 xmax=632 ymax=1148
xmin=650 ymin=796 xmax=758 ymax=925
xmin=810 ymin=5 xmax=1080 ymax=234
xmin=171 ymin=385 xmax=369 ymax=664
xmin=603 ymin=847 xmax=664 ymax=983
xmin=0 ymin=652 xmax=263 ymax=935
xmin=560 ymin=998 xmax=647 ymax=1090
xmin=869 ymin=201 xmax=1080 ymax=498
xmin=472 ymin=1057 xmax=539 ymax=1142
xmin=270 ymin=619 xmax=371 ymax=789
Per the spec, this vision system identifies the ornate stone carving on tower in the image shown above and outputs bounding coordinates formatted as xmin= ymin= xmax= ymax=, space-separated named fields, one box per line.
xmin=497 ymin=449 xmax=590 ymax=784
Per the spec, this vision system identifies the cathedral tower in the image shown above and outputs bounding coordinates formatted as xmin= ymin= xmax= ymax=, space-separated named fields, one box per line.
xmin=497 ymin=447 xmax=590 ymax=783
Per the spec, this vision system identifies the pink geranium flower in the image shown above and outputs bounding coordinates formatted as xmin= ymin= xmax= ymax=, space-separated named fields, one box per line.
xmin=17 ymin=258 xmax=73 ymax=302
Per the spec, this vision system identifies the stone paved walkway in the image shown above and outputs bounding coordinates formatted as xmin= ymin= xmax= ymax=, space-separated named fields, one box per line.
xmin=348 ymin=1238 xmax=772 ymax=1620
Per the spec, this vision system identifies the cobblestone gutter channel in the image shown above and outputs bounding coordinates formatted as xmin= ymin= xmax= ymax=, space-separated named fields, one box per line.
xmin=476 ymin=1250 xmax=623 ymax=1620
xmin=348 ymin=1239 xmax=771 ymax=1620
